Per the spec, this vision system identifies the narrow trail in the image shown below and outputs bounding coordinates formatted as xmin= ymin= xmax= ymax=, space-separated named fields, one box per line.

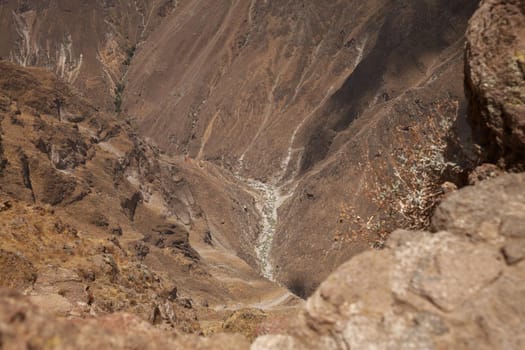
xmin=211 ymin=289 xmax=295 ymax=312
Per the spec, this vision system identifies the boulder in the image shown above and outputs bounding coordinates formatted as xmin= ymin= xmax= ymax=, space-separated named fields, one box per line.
xmin=465 ymin=0 xmax=525 ymax=168
xmin=432 ymin=173 xmax=525 ymax=242
xmin=254 ymin=229 xmax=522 ymax=349
xmin=254 ymin=174 xmax=525 ymax=349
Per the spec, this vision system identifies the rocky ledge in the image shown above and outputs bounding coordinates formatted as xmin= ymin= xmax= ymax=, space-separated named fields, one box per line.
xmin=465 ymin=0 xmax=525 ymax=168
xmin=253 ymin=173 xmax=525 ymax=349
xmin=1 ymin=172 xmax=524 ymax=349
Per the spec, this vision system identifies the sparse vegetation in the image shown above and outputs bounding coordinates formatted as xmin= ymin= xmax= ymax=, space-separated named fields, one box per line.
xmin=222 ymin=308 xmax=267 ymax=340
xmin=123 ymin=45 xmax=136 ymax=66
xmin=333 ymin=203 xmax=390 ymax=248
xmin=334 ymin=99 xmax=465 ymax=248
xmin=372 ymin=100 xmax=463 ymax=230
xmin=114 ymin=82 xmax=125 ymax=113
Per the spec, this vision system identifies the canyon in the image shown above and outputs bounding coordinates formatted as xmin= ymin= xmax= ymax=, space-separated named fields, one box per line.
xmin=0 ymin=0 xmax=524 ymax=348
xmin=123 ymin=0 xmax=481 ymax=292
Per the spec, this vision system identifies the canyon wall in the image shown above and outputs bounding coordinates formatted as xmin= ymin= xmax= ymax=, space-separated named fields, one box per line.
xmin=123 ymin=0 xmax=479 ymax=292
xmin=0 ymin=0 xmax=174 ymax=109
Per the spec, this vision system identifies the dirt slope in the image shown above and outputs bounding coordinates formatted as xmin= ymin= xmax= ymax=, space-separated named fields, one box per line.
xmin=0 ymin=60 xmax=299 ymax=336
xmin=0 ymin=0 xmax=175 ymax=109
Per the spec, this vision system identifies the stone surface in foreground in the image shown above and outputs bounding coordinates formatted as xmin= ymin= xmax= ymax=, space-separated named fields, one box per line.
xmin=0 ymin=289 xmax=250 ymax=350
xmin=254 ymin=173 xmax=525 ymax=350
xmin=1 ymin=174 xmax=523 ymax=349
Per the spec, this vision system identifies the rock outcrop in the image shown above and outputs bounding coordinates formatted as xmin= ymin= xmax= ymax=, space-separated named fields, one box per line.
xmin=254 ymin=173 xmax=525 ymax=350
xmin=432 ymin=172 xmax=525 ymax=244
xmin=465 ymin=0 xmax=525 ymax=169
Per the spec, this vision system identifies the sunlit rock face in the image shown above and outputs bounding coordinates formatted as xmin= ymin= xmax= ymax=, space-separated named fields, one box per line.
xmin=465 ymin=0 xmax=525 ymax=170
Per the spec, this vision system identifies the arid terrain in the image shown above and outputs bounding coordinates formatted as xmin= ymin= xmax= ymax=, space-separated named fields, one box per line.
xmin=0 ymin=0 xmax=524 ymax=349
xmin=123 ymin=0 xmax=481 ymax=291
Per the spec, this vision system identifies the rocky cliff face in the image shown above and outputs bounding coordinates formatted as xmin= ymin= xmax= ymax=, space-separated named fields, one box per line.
xmin=0 ymin=0 xmax=175 ymax=109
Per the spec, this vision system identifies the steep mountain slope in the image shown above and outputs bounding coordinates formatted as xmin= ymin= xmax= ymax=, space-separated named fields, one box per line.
xmin=0 ymin=60 xmax=298 ymax=335
xmin=123 ymin=0 xmax=479 ymax=294
xmin=0 ymin=0 xmax=175 ymax=109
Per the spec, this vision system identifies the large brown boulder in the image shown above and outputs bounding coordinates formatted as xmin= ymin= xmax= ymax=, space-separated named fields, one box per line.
xmin=465 ymin=0 xmax=525 ymax=168
xmin=432 ymin=172 xmax=525 ymax=242
xmin=253 ymin=174 xmax=525 ymax=349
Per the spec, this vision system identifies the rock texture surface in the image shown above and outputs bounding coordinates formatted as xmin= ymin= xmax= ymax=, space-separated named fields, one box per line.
xmin=433 ymin=172 xmax=525 ymax=243
xmin=465 ymin=0 xmax=525 ymax=169
xmin=254 ymin=174 xmax=525 ymax=350
xmin=0 ymin=289 xmax=250 ymax=350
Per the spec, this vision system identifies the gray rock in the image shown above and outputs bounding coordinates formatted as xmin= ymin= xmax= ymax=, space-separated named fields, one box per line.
xmin=432 ymin=173 xmax=525 ymax=242
xmin=254 ymin=228 xmax=521 ymax=349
